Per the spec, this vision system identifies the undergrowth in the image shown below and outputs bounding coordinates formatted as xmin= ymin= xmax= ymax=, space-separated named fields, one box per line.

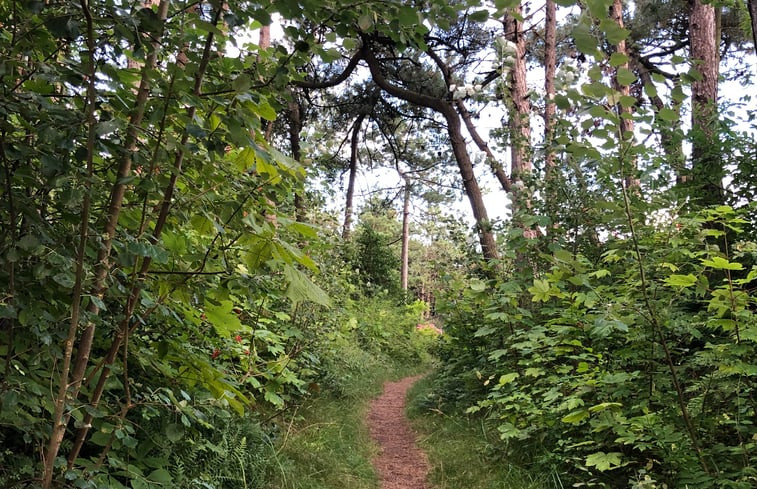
xmin=407 ymin=374 xmax=556 ymax=489
xmin=265 ymin=360 xmax=427 ymax=489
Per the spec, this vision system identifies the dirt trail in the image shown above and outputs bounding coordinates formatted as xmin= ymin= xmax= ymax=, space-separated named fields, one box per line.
xmin=366 ymin=375 xmax=430 ymax=489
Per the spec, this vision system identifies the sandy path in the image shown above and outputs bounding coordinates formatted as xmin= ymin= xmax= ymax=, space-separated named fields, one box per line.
xmin=366 ymin=376 xmax=430 ymax=489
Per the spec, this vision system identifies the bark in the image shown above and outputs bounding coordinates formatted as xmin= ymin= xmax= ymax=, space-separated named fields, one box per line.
xmin=400 ymin=178 xmax=411 ymax=291
xmin=259 ymin=24 xmax=270 ymax=49
xmin=689 ymin=0 xmax=722 ymax=206
xmin=288 ymin=94 xmax=306 ymax=222
xmin=609 ymin=0 xmax=638 ymax=189
xmin=503 ymin=8 xmax=531 ymax=179
xmin=543 ymin=0 xmax=559 ymax=224
xmin=543 ymin=0 xmax=557 ymax=173
xmin=361 ymin=45 xmax=499 ymax=261
xmin=343 ymin=113 xmax=366 ymax=239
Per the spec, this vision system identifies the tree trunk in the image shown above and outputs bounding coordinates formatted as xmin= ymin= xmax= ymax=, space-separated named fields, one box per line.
xmin=609 ymin=0 xmax=638 ymax=189
xmin=343 ymin=113 xmax=366 ymax=239
xmin=361 ymin=45 xmax=499 ymax=260
xmin=543 ymin=0 xmax=558 ymax=224
xmin=288 ymin=94 xmax=306 ymax=222
xmin=503 ymin=7 xmax=531 ymax=179
xmin=689 ymin=0 xmax=722 ymax=207
xmin=400 ymin=178 xmax=411 ymax=291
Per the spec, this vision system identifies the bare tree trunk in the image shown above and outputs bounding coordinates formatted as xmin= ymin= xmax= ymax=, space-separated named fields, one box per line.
xmin=343 ymin=113 xmax=366 ymax=239
xmin=504 ymin=7 xmax=531 ymax=179
xmin=689 ymin=0 xmax=722 ymax=206
xmin=543 ymin=0 xmax=559 ymax=226
xmin=609 ymin=0 xmax=638 ymax=189
xmin=400 ymin=178 xmax=411 ymax=291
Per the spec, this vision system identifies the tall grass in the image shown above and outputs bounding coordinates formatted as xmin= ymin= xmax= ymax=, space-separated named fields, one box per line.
xmin=406 ymin=375 xmax=558 ymax=489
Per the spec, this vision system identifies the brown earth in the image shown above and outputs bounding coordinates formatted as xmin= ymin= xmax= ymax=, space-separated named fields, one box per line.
xmin=366 ymin=376 xmax=430 ymax=489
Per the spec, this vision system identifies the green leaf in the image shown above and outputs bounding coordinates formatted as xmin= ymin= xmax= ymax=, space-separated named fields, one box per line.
xmin=585 ymin=451 xmax=623 ymax=471
xmin=701 ymin=257 xmax=743 ymax=270
xmin=165 ymin=423 xmax=183 ymax=443
xmin=498 ymin=373 xmax=519 ymax=385
xmin=615 ymin=67 xmax=636 ymax=86
xmin=664 ymin=274 xmax=697 ymax=287
xmin=357 ymin=12 xmax=373 ymax=31
xmin=469 ymin=278 xmax=486 ymax=292
xmin=398 ymin=6 xmax=417 ymax=26
xmin=609 ymin=52 xmax=628 ymax=67
xmin=561 ymin=409 xmax=589 ymax=424
xmin=468 ymin=10 xmax=489 ymax=22
xmin=147 ymin=468 xmax=172 ymax=483
xmin=283 ymin=266 xmax=331 ymax=306
xmin=204 ymin=300 xmax=244 ymax=336
xmin=657 ymin=107 xmax=679 ymax=122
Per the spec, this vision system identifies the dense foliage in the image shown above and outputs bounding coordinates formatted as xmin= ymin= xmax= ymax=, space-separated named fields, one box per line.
xmin=1 ymin=0 xmax=755 ymax=488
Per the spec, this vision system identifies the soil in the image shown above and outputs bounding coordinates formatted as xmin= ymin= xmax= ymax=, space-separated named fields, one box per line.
xmin=366 ymin=376 xmax=430 ymax=489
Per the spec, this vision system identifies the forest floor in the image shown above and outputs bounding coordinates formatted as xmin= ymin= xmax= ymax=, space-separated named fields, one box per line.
xmin=366 ymin=375 xmax=431 ymax=489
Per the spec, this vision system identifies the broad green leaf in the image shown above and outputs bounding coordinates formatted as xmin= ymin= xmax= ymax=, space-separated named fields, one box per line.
xmin=204 ymin=300 xmax=244 ymax=336
xmin=585 ymin=451 xmax=623 ymax=471
xmin=147 ymin=469 xmax=172 ymax=483
xmin=469 ymin=10 xmax=489 ymax=22
xmin=609 ymin=52 xmax=628 ymax=67
xmin=615 ymin=67 xmax=636 ymax=86
xmin=664 ymin=274 xmax=697 ymax=287
xmin=498 ymin=372 xmax=519 ymax=385
xmin=701 ymin=257 xmax=743 ymax=270
xmin=561 ymin=409 xmax=589 ymax=424
xmin=470 ymin=278 xmax=487 ymax=292
xmin=657 ymin=107 xmax=679 ymax=122
xmin=398 ymin=6 xmax=417 ymax=26
xmin=283 ymin=266 xmax=331 ymax=306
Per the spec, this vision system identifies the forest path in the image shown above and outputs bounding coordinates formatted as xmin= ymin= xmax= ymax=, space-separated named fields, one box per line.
xmin=366 ymin=375 xmax=430 ymax=489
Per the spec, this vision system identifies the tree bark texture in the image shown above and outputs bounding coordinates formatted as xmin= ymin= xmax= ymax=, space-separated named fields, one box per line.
xmin=400 ymin=179 xmax=411 ymax=291
xmin=609 ymin=0 xmax=638 ymax=189
xmin=503 ymin=8 xmax=531 ymax=179
xmin=689 ymin=0 xmax=722 ymax=206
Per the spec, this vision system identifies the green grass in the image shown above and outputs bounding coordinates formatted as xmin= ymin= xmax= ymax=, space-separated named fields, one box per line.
xmin=265 ymin=360 xmax=427 ymax=489
xmin=406 ymin=375 xmax=557 ymax=489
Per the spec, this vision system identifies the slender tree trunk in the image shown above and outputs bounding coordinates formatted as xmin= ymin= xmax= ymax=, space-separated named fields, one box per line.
xmin=504 ymin=7 xmax=531 ymax=179
xmin=288 ymin=94 xmax=306 ymax=222
xmin=442 ymin=106 xmax=499 ymax=260
xmin=42 ymin=3 xmax=100 ymax=485
xmin=543 ymin=0 xmax=558 ymax=226
xmin=343 ymin=113 xmax=366 ymax=239
xmin=689 ymin=0 xmax=722 ymax=206
xmin=400 ymin=178 xmax=411 ymax=291
xmin=609 ymin=0 xmax=638 ymax=189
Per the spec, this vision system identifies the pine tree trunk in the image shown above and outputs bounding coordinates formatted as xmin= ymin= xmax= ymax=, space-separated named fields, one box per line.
xmin=689 ymin=0 xmax=722 ymax=206
xmin=343 ymin=113 xmax=366 ymax=239
xmin=400 ymin=179 xmax=411 ymax=291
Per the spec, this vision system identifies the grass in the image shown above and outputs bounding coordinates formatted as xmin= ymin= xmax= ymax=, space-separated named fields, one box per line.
xmin=406 ymin=375 xmax=556 ymax=489
xmin=264 ymin=358 xmax=427 ymax=489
